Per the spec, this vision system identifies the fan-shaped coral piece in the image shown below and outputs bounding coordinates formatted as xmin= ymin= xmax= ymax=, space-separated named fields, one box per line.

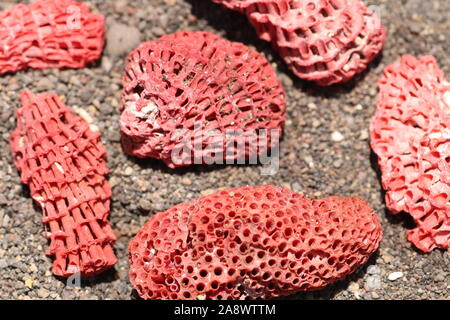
xmin=129 ymin=185 xmax=382 ymax=300
xmin=212 ymin=0 xmax=386 ymax=86
xmin=10 ymin=91 xmax=116 ymax=277
xmin=371 ymin=55 xmax=450 ymax=252
xmin=119 ymin=31 xmax=286 ymax=168
xmin=0 ymin=0 xmax=104 ymax=74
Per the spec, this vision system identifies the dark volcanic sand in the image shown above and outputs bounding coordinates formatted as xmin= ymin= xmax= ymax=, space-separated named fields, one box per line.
xmin=0 ymin=0 xmax=448 ymax=300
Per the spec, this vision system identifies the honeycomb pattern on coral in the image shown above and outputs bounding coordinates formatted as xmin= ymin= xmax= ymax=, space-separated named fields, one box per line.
xmin=371 ymin=55 xmax=450 ymax=252
xmin=0 ymin=0 xmax=105 ymax=75
xmin=129 ymin=185 xmax=382 ymax=300
xmin=10 ymin=91 xmax=116 ymax=277
xmin=212 ymin=0 xmax=386 ymax=86
xmin=119 ymin=31 xmax=286 ymax=168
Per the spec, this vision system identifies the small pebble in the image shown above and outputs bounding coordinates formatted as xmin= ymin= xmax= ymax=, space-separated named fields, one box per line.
xmin=36 ymin=78 xmax=54 ymax=91
xmin=106 ymin=24 xmax=141 ymax=58
xmin=0 ymin=259 xmax=7 ymax=270
xmin=331 ymin=131 xmax=344 ymax=142
xmin=37 ymin=288 xmax=50 ymax=299
xmin=23 ymin=277 xmax=34 ymax=289
xmin=101 ymin=56 xmax=113 ymax=72
xmin=109 ymin=176 xmax=120 ymax=188
xmin=366 ymin=275 xmax=382 ymax=290
xmin=388 ymin=272 xmax=404 ymax=281
xmin=367 ymin=265 xmax=381 ymax=275
xmin=123 ymin=167 xmax=133 ymax=176
xmin=29 ymin=264 xmax=38 ymax=273
xmin=139 ymin=198 xmax=152 ymax=212
xmin=382 ymin=253 xmax=393 ymax=264
xmin=152 ymin=202 xmax=166 ymax=212
xmin=2 ymin=214 xmax=9 ymax=228
xmin=181 ymin=177 xmax=192 ymax=185
xmin=291 ymin=182 xmax=302 ymax=193
xmin=348 ymin=282 xmax=361 ymax=299
xmin=360 ymin=129 xmax=369 ymax=140
xmin=200 ymin=189 xmax=216 ymax=196
xmin=433 ymin=271 xmax=446 ymax=282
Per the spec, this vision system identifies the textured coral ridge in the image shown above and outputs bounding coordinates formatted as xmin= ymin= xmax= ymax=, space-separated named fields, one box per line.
xmin=212 ymin=0 xmax=386 ymax=86
xmin=129 ymin=185 xmax=382 ymax=300
xmin=0 ymin=0 xmax=104 ymax=75
xmin=120 ymin=31 xmax=286 ymax=168
xmin=371 ymin=55 xmax=450 ymax=252
xmin=10 ymin=91 xmax=116 ymax=277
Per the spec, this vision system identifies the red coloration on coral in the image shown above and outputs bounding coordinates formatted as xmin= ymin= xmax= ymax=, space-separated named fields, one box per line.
xmin=10 ymin=91 xmax=116 ymax=277
xmin=371 ymin=55 xmax=450 ymax=252
xmin=119 ymin=31 xmax=286 ymax=168
xmin=129 ymin=185 xmax=382 ymax=300
xmin=0 ymin=0 xmax=104 ymax=74
xmin=212 ymin=0 xmax=386 ymax=86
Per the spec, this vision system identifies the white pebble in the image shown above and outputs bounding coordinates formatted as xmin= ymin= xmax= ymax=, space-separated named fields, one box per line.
xmin=331 ymin=131 xmax=345 ymax=142
xmin=360 ymin=129 xmax=369 ymax=140
xmin=388 ymin=271 xmax=404 ymax=281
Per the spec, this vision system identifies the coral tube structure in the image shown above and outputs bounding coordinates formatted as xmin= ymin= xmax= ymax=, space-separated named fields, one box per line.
xmin=10 ymin=91 xmax=116 ymax=277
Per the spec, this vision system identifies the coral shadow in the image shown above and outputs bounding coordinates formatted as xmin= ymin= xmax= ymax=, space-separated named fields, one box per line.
xmin=54 ymin=267 xmax=120 ymax=289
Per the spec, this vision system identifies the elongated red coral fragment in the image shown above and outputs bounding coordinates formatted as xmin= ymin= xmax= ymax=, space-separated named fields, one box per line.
xmin=212 ymin=0 xmax=386 ymax=86
xmin=10 ymin=91 xmax=116 ymax=277
xmin=0 ymin=0 xmax=104 ymax=74
xmin=120 ymin=31 xmax=286 ymax=168
xmin=129 ymin=185 xmax=382 ymax=300
xmin=371 ymin=55 xmax=450 ymax=252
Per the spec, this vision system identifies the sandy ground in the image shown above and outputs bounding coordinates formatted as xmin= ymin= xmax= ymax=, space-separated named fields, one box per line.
xmin=0 ymin=0 xmax=448 ymax=300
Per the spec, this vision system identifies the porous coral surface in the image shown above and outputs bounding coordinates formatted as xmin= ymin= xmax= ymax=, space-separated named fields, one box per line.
xmin=10 ymin=91 xmax=116 ymax=277
xmin=129 ymin=185 xmax=382 ymax=300
xmin=120 ymin=31 xmax=286 ymax=168
xmin=0 ymin=0 xmax=104 ymax=75
xmin=371 ymin=55 xmax=450 ymax=252
xmin=212 ymin=0 xmax=386 ymax=86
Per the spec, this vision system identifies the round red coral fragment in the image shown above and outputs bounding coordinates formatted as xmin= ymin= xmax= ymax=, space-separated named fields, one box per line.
xmin=0 ymin=0 xmax=105 ymax=74
xmin=119 ymin=31 xmax=286 ymax=168
xmin=212 ymin=0 xmax=386 ymax=86
xmin=10 ymin=91 xmax=116 ymax=277
xmin=129 ymin=185 xmax=382 ymax=300
xmin=371 ymin=55 xmax=450 ymax=252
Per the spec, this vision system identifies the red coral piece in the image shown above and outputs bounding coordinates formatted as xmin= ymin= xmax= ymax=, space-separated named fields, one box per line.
xmin=212 ymin=0 xmax=386 ymax=86
xmin=129 ymin=185 xmax=382 ymax=300
xmin=0 ymin=0 xmax=104 ymax=74
xmin=371 ymin=55 xmax=450 ymax=252
xmin=119 ymin=31 xmax=286 ymax=168
xmin=10 ymin=91 xmax=116 ymax=277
